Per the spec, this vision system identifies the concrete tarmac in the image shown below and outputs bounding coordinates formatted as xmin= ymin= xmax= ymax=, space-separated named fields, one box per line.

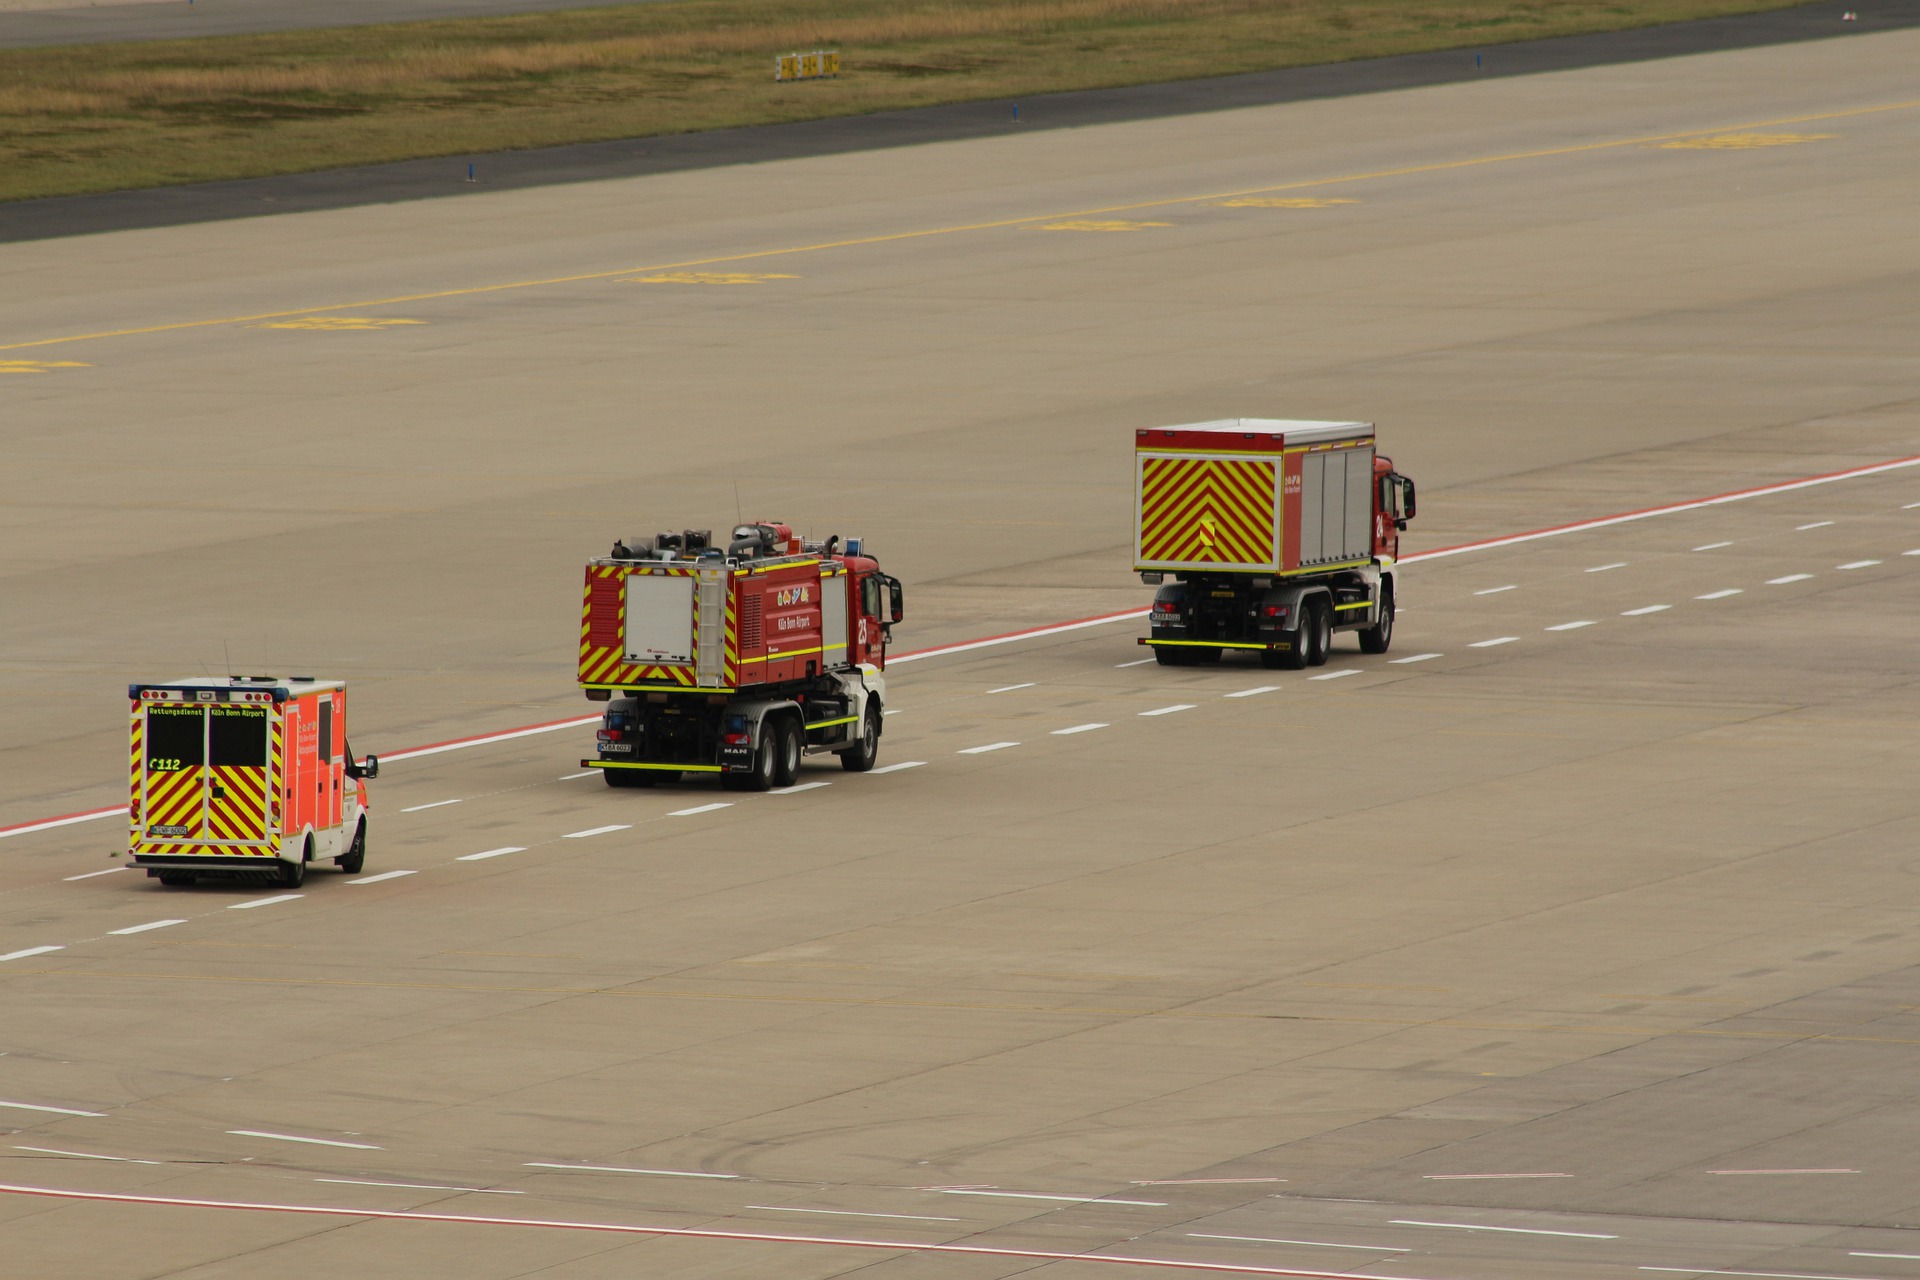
xmin=3 ymin=22 xmax=1920 ymax=1280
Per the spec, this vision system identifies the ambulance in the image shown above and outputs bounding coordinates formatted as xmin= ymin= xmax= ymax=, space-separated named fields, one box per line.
xmin=128 ymin=676 xmax=378 ymax=887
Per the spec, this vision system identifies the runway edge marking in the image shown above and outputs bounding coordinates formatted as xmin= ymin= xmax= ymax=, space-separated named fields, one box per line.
xmin=4 ymin=452 xmax=1915 ymax=842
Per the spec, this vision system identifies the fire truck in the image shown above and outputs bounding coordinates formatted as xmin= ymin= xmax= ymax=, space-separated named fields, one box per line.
xmin=579 ymin=523 xmax=905 ymax=789
xmin=128 ymin=677 xmax=379 ymax=887
xmin=1134 ymin=419 xmax=1416 ymax=667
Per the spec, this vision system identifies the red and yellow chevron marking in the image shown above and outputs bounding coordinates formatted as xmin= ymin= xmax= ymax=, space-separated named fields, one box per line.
xmin=578 ymin=562 xmax=697 ymax=688
xmin=269 ymin=715 xmax=283 ymax=833
xmin=128 ymin=705 xmax=143 ymax=836
xmin=207 ymin=766 xmax=269 ymax=842
xmin=133 ymin=842 xmax=276 ymax=858
xmin=1138 ymin=456 xmax=1277 ymax=567
xmin=143 ymin=764 xmax=205 ymax=838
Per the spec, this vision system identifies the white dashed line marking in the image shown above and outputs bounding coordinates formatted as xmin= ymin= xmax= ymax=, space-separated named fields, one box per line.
xmin=1768 ymin=574 xmax=1814 ymax=584
xmin=347 ymin=870 xmax=417 ymax=885
xmin=1393 ymin=1220 xmax=1615 ymax=1239
xmin=317 ymin=1179 xmax=524 ymax=1195
xmin=1473 ymin=585 xmax=1517 ymax=595
xmin=1468 ymin=637 xmax=1518 ymax=648
xmin=107 ymin=919 xmax=186 ymax=936
xmin=1390 ymin=653 xmax=1442 ymax=663
xmin=227 ymin=1130 xmax=382 ymax=1150
xmin=669 ymin=804 xmax=732 ymax=817
xmin=1188 ymin=1234 xmax=1408 ymax=1253
xmin=0 ymin=946 xmax=65 ymax=962
xmin=929 ymin=1189 xmax=1167 ymax=1206
xmin=868 ymin=761 xmax=926 ymax=774
xmin=1586 ymin=562 xmax=1627 ymax=573
xmin=1694 ymin=541 xmax=1733 ymax=551
xmin=1423 ymin=1172 xmax=1574 ymax=1180
xmin=0 ymin=1100 xmax=104 ymax=1118
xmin=1051 ymin=724 xmax=1108 ymax=736
xmin=456 ymin=846 xmax=525 ymax=861
xmin=882 ymin=709 xmax=901 ymax=716
xmin=988 ymin=683 xmax=1036 ymax=694
xmin=958 ymin=742 xmax=1019 ymax=755
xmin=1797 ymin=521 xmax=1835 ymax=530
xmin=400 ymin=799 xmax=463 ymax=813
xmin=1139 ymin=705 xmax=1195 ymax=716
xmin=228 ymin=895 xmax=302 ymax=910
xmin=1707 ymin=1167 xmax=1859 ymax=1175
xmin=1114 ymin=658 xmax=1156 ymax=668
xmin=747 ymin=1206 xmax=962 ymax=1222
xmin=769 ymin=782 xmax=831 ymax=795
xmin=559 ymin=771 xmax=596 ymax=780
xmin=1696 ymin=589 xmax=1743 ymax=600
xmin=1310 ymin=668 xmax=1363 ymax=679
xmin=1224 ymin=686 xmax=1280 ymax=698
xmin=1905 ymin=549 xmax=1920 ymax=556
xmin=1641 ymin=1270 xmax=1881 ymax=1279
xmin=1622 ymin=605 xmax=1670 ymax=616
xmin=525 ymin=1163 xmax=739 ymax=1179
xmin=15 ymin=1146 xmax=158 ymax=1164
xmin=1855 ymin=1252 xmax=1920 ymax=1260
xmin=1838 ymin=560 xmax=1881 ymax=570
xmin=1546 ymin=620 xmax=1595 ymax=631
xmin=63 ymin=868 xmax=125 ymax=881
xmin=562 ymin=825 xmax=631 ymax=838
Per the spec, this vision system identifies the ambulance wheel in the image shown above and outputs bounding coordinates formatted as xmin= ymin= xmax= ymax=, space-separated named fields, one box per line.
xmin=338 ymin=820 xmax=366 ymax=874
xmin=1358 ymin=584 xmax=1395 ymax=655
xmin=1306 ymin=600 xmax=1334 ymax=667
xmin=157 ymin=872 xmax=195 ymax=887
xmin=772 ymin=716 xmax=802 ymax=788
xmin=280 ymin=845 xmax=308 ymax=888
xmin=839 ymin=704 xmax=881 ymax=772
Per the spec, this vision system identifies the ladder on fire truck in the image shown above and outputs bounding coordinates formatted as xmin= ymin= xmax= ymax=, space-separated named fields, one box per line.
xmin=694 ymin=569 xmax=728 ymax=688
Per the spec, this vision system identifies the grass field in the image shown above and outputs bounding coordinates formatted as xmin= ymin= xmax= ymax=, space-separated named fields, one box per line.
xmin=0 ymin=0 xmax=1801 ymax=202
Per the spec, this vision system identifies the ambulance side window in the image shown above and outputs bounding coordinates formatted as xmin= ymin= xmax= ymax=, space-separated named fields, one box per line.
xmin=146 ymin=706 xmax=204 ymax=772
xmin=210 ymin=706 xmax=268 ymax=766
xmin=318 ymin=700 xmax=333 ymax=763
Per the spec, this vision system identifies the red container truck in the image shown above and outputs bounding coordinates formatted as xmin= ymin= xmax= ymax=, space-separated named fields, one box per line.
xmin=579 ymin=522 xmax=904 ymax=790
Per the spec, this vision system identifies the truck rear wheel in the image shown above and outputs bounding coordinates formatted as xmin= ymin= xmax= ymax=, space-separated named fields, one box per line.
xmin=605 ymin=768 xmax=663 ymax=788
xmin=157 ymin=871 xmax=195 ymax=887
xmin=1358 ymin=584 xmax=1395 ymax=654
xmin=839 ymin=704 xmax=881 ymax=772
xmin=727 ymin=726 xmax=778 ymax=792
xmin=1152 ymin=646 xmax=1188 ymax=666
xmin=772 ymin=716 xmax=802 ymax=788
xmin=1306 ymin=599 xmax=1333 ymax=667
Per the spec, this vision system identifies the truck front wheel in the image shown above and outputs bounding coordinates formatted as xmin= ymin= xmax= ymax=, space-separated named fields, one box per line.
xmin=1358 ymin=584 xmax=1395 ymax=654
xmin=839 ymin=704 xmax=881 ymax=772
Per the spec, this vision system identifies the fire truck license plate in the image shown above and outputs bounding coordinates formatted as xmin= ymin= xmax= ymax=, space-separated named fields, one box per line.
xmin=601 ymin=743 xmax=634 ymax=754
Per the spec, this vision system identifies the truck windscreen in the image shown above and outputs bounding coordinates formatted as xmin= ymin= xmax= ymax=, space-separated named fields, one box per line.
xmin=146 ymin=705 xmax=205 ymax=770
xmin=210 ymin=705 xmax=268 ymax=765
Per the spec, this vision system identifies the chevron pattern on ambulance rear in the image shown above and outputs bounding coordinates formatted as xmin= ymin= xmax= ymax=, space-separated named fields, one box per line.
xmin=207 ymin=767 xmax=269 ymax=842
xmin=128 ymin=706 xmax=143 ymax=835
xmin=1138 ymin=456 xmax=1277 ymax=567
xmin=143 ymin=765 xmax=205 ymax=837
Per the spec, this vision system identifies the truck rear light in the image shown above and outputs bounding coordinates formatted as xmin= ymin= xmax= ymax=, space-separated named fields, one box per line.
xmin=1152 ymin=601 xmax=1177 ymax=613
xmin=723 ymin=732 xmax=751 ymax=746
xmin=597 ymin=729 xmax=622 ymax=742
xmin=1263 ymin=605 xmax=1288 ymax=618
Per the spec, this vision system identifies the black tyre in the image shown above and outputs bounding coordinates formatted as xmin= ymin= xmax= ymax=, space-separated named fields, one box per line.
xmin=734 ymin=724 xmax=777 ymax=792
xmin=337 ymin=820 xmax=366 ymax=874
xmin=1152 ymin=646 xmax=1188 ymax=667
xmin=1358 ymin=584 xmax=1395 ymax=655
xmin=1191 ymin=647 xmax=1223 ymax=664
xmin=157 ymin=871 xmax=195 ymax=887
xmin=839 ymin=703 xmax=881 ymax=772
xmin=772 ymin=716 xmax=802 ymax=788
xmin=1306 ymin=599 xmax=1334 ymax=667
xmin=605 ymin=768 xmax=660 ymax=788
xmin=280 ymin=845 xmax=308 ymax=888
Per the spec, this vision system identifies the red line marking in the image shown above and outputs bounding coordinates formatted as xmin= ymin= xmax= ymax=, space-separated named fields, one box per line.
xmin=0 ymin=1183 xmax=1429 ymax=1279
xmin=9 ymin=453 xmax=1917 ymax=841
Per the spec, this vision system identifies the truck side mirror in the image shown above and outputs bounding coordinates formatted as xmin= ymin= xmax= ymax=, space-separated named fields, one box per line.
xmin=349 ymin=754 xmax=379 ymax=780
xmin=1400 ymin=477 xmax=1417 ymax=519
xmin=887 ymin=576 xmax=905 ymax=624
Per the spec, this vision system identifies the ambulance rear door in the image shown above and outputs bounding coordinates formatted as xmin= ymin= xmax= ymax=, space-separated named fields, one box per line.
xmin=141 ymin=702 xmax=208 ymax=842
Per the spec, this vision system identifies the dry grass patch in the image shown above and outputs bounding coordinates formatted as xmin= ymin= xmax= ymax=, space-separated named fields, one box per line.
xmin=0 ymin=0 xmax=1803 ymax=201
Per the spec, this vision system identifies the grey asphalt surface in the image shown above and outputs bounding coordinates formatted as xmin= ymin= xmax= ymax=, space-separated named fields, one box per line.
xmin=3 ymin=17 xmax=1920 ymax=1280
xmin=2 ymin=1 xmax=1917 ymax=243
